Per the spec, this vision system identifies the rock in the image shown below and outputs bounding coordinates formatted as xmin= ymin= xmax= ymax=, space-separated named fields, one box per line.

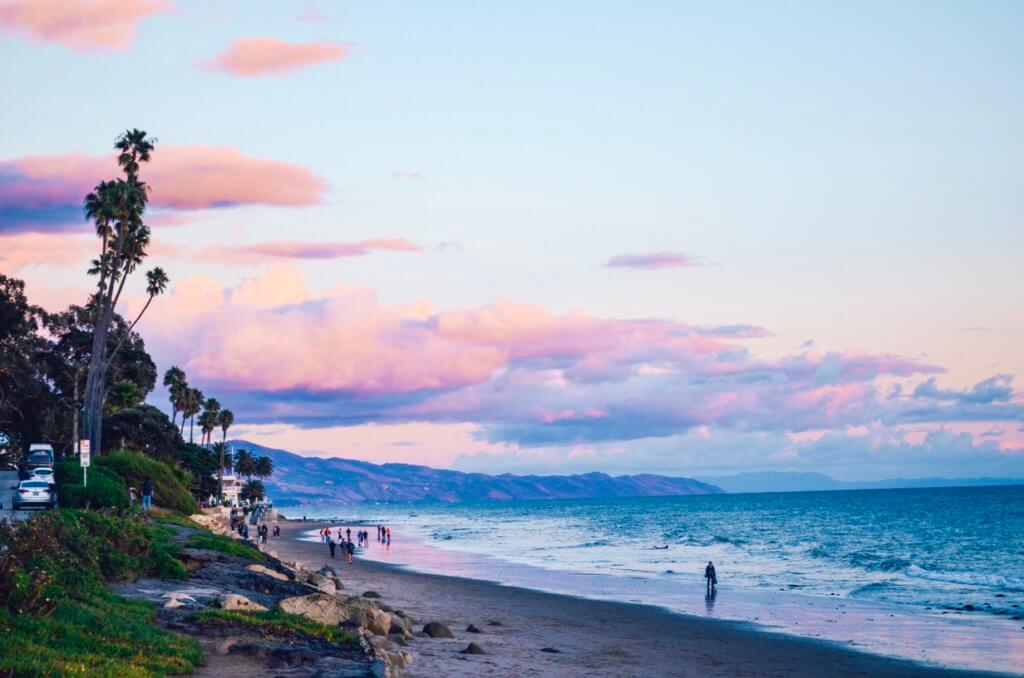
xmin=487 ymin=620 xmax=503 ymax=626
xmin=422 ymin=621 xmax=454 ymax=638
xmin=218 ymin=593 xmax=268 ymax=612
xmin=385 ymin=651 xmax=407 ymax=669
xmin=278 ymin=593 xmax=392 ymax=636
xmin=246 ymin=564 xmax=289 ymax=582
xmin=368 ymin=635 xmax=391 ymax=651
xmin=466 ymin=624 xmax=482 ymax=633
xmin=389 ymin=618 xmax=413 ymax=638
xmin=540 ymin=647 xmax=561 ymax=653
xmin=963 ymin=604 xmax=976 ymax=611
xmin=379 ymin=603 xmax=393 ymax=612
xmin=363 ymin=590 xmax=382 ymax=598
xmin=388 ymin=634 xmax=409 ymax=646
xmin=308 ymin=572 xmax=337 ymax=595
xmin=461 ymin=642 xmax=485 ymax=655
xmin=332 ymin=577 xmax=345 ymax=590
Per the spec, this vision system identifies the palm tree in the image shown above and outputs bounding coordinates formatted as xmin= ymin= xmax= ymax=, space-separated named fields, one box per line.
xmin=233 ymin=449 xmax=254 ymax=480
xmin=81 ymin=129 xmax=159 ymax=454
xmin=218 ymin=409 xmax=233 ymax=445
xmin=162 ymin=366 xmax=186 ymax=425
xmin=106 ymin=267 xmax=169 ymax=365
xmin=198 ymin=410 xmax=217 ymax=448
xmin=254 ymin=455 xmax=274 ymax=481
xmin=182 ymin=387 xmax=203 ymax=441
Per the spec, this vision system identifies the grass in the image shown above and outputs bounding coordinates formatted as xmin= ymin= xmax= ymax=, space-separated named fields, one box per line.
xmin=195 ymin=608 xmax=359 ymax=646
xmin=186 ymin=532 xmax=265 ymax=562
xmin=97 ymin=451 xmax=199 ymax=514
xmin=0 ymin=509 xmax=203 ymax=677
xmin=152 ymin=511 xmax=202 ymax=529
xmin=0 ymin=591 xmax=203 ymax=677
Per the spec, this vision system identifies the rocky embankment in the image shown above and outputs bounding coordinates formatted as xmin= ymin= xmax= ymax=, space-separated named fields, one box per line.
xmin=114 ymin=512 xmax=421 ymax=676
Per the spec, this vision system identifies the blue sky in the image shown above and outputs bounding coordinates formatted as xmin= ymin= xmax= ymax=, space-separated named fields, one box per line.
xmin=1 ymin=1 xmax=1022 ymax=478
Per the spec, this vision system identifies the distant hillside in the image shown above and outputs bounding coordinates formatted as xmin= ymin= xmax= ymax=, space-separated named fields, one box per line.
xmin=697 ymin=471 xmax=1024 ymax=494
xmin=230 ymin=440 xmax=722 ymax=505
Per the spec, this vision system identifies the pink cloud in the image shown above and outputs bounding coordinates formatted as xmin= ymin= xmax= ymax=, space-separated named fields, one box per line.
xmin=219 ymin=238 xmax=421 ymax=261
xmin=0 ymin=232 xmax=93 ymax=271
xmin=606 ymin=252 xmax=698 ymax=270
xmin=1 ymin=146 xmax=327 ymax=232
xmin=0 ymin=0 xmax=171 ymax=51
xmin=202 ymin=38 xmax=346 ymax=78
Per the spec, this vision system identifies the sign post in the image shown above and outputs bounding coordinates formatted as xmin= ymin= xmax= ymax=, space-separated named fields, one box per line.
xmin=79 ymin=439 xmax=90 ymax=488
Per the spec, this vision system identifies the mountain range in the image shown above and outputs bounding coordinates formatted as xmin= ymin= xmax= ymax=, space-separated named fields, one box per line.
xmin=696 ymin=471 xmax=1024 ymax=494
xmin=230 ymin=440 xmax=722 ymax=505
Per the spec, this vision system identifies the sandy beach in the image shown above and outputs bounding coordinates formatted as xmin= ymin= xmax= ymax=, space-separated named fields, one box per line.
xmin=269 ymin=519 xmax=1005 ymax=678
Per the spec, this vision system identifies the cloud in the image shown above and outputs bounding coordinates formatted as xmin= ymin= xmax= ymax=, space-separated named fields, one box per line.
xmin=296 ymin=0 xmax=327 ymax=22
xmin=0 ymin=232 xmax=94 ymax=271
xmin=0 ymin=0 xmax=171 ymax=51
xmin=391 ymin=171 xmax=424 ymax=181
xmin=0 ymin=146 xmax=327 ymax=233
xmin=202 ymin=38 xmax=346 ymax=77
xmin=913 ymin=375 xmax=1014 ymax=404
xmin=129 ymin=267 xmax=1023 ymax=456
xmin=210 ymin=238 xmax=421 ymax=262
xmin=605 ymin=252 xmax=698 ymax=270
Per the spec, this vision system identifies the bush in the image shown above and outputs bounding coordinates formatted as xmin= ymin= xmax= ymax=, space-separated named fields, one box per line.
xmin=55 ymin=459 xmax=130 ymax=510
xmin=96 ymin=450 xmax=198 ymax=514
xmin=186 ymin=533 xmax=264 ymax=562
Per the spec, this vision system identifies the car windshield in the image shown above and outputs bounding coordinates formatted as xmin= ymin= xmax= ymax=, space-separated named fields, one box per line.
xmin=23 ymin=481 xmax=49 ymax=488
xmin=27 ymin=453 xmax=51 ymax=463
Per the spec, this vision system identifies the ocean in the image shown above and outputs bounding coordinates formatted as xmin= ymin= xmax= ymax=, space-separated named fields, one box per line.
xmin=299 ymin=485 xmax=1024 ymax=672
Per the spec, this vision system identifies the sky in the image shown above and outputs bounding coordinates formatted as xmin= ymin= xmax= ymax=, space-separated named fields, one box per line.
xmin=1 ymin=0 xmax=1022 ymax=480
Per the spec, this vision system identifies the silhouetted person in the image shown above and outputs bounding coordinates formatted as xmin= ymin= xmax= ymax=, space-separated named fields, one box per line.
xmin=141 ymin=477 xmax=153 ymax=513
xmin=329 ymin=537 xmax=337 ymax=559
xmin=705 ymin=561 xmax=717 ymax=594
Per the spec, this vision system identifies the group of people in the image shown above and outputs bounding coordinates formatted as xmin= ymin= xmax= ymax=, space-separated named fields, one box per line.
xmin=320 ymin=526 xmax=360 ymax=563
xmin=376 ymin=524 xmax=391 ymax=545
xmin=231 ymin=508 xmax=279 ymax=544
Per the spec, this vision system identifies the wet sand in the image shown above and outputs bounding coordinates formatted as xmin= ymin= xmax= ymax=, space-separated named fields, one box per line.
xmin=270 ymin=520 xmax=1008 ymax=678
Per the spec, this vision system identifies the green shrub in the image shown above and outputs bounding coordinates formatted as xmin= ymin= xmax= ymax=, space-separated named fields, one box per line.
xmin=55 ymin=460 xmax=130 ymax=510
xmin=152 ymin=512 xmax=202 ymax=529
xmin=96 ymin=450 xmax=198 ymax=514
xmin=186 ymin=533 xmax=264 ymax=562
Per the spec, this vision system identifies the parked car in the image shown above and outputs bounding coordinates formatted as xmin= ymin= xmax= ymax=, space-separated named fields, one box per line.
xmin=29 ymin=466 xmax=55 ymax=484
xmin=25 ymin=444 xmax=54 ymax=468
xmin=13 ymin=479 xmax=56 ymax=510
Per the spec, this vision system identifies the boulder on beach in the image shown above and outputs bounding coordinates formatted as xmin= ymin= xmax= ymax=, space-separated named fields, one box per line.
xmin=246 ymin=564 xmax=289 ymax=582
xmin=278 ymin=593 xmax=393 ymax=636
xmin=218 ymin=594 xmax=268 ymax=612
xmin=461 ymin=642 xmax=485 ymax=655
xmin=466 ymin=624 xmax=482 ymax=633
xmin=422 ymin=621 xmax=454 ymax=638
xmin=308 ymin=572 xmax=337 ymax=595
xmin=362 ymin=590 xmax=382 ymax=598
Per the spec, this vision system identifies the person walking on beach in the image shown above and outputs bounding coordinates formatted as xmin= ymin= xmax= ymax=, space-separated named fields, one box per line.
xmin=386 ymin=527 xmax=391 ymax=545
xmin=141 ymin=478 xmax=153 ymax=513
xmin=273 ymin=524 xmax=280 ymax=538
xmin=345 ymin=539 xmax=355 ymax=564
xmin=705 ymin=561 xmax=717 ymax=594
xmin=328 ymin=536 xmax=337 ymax=559
xmin=346 ymin=527 xmax=352 ymax=544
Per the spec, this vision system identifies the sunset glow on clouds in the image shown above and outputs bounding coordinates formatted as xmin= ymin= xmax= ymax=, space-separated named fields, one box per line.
xmin=0 ymin=146 xmax=327 ymax=232
xmin=0 ymin=0 xmax=170 ymax=51
xmin=606 ymin=252 xmax=698 ymax=270
xmin=202 ymin=38 xmax=347 ymax=77
xmin=2 ymin=2 xmax=1022 ymax=479
xmin=126 ymin=268 xmax=1023 ymax=472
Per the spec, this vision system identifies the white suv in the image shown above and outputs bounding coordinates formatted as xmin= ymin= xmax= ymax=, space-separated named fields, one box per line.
xmin=13 ymin=479 xmax=55 ymax=509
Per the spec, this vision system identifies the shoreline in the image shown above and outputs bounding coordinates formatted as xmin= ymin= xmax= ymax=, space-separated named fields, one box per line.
xmin=272 ymin=519 xmax=1013 ymax=677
